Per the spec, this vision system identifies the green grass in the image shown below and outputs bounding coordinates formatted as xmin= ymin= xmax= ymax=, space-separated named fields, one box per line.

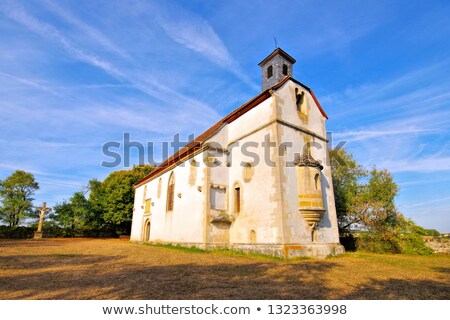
xmin=144 ymin=242 xmax=208 ymax=254
xmin=1 ymin=238 xmax=449 ymax=299
xmin=143 ymin=242 xmax=301 ymax=261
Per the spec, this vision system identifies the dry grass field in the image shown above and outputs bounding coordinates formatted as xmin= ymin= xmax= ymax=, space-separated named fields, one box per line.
xmin=0 ymin=238 xmax=449 ymax=300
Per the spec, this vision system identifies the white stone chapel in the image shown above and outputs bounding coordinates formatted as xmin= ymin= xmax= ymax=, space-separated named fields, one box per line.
xmin=130 ymin=48 xmax=344 ymax=258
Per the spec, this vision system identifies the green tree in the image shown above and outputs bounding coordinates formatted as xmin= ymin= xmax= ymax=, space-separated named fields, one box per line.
xmin=51 ymin=191 xmax=91 ymax=232
xmin=89 ymin=165 xmax=154 ymax=234
xmin=424 ymin=229 xmax=440 ymax=236
xmin=0 ymin=170 xmax=39 ymax=226
xmin=331 ymin=149 xmax=401 ymax=233
xmin=50 ymin=201 xmax=74 ymax=229
xmin=331 ymin=148 xmax=432 ymax=254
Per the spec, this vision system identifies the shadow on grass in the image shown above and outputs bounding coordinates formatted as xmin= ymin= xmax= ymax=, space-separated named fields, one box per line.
xmin=343 ymin=278 xmax=450 ymax=300
xmin=1 ymin=241 xmax=449 ymax=300
xmin=0 ymin=253 xmax=338 ymax=299
xmin=0 ymin=254 xmax=122 ymax=269
xmin=0 ymin=239 xmax=64 ymax=248
xmin=433 ymin=267 xmax=450 ymax=274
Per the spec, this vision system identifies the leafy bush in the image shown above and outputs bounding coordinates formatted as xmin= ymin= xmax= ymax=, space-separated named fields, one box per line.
xmin=356 ymin=231 xmax=433 ymax=255
xmin=424 ymin=229 xmax=440 ymax=236
xmin=0 ymin=224 xmax=118 ymax=239
xmin=0 ymin=225 xmax=34 ymax=238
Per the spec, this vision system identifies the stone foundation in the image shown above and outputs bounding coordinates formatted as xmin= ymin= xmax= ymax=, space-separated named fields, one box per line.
xmin=229 ymin=243 xmax=345 ymax=258
xmin=139 ymin=240 xmax=345 ymax=258
xmin=33 ymin=231 xmax=43 ymax=239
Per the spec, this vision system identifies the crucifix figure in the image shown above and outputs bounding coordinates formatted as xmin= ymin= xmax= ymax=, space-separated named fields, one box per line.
xmin=33 ymin=202 xmax=52 ymax=239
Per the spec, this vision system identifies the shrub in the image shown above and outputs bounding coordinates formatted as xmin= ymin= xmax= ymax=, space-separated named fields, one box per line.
xmin=339 ymin=234 xmax=357 ymax=251
xmin=0 ymin=225 xmax=34 ymax=239
xmin=0 ymin=224 xmax=118 ymax=239
xmin=356 ymin=231 xmax=433 ymax=255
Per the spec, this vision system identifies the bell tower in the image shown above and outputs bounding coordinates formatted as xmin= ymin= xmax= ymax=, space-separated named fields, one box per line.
xmin=258 ymin=48 xmax=296 ymax=91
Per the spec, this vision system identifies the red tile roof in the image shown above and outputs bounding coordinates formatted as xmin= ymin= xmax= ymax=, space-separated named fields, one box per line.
xmin=134 ymin=76 xmax=327 ymax=187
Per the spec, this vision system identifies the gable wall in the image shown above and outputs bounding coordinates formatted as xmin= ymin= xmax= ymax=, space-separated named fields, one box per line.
xmin=275 ymin=81 xmax=340 ymax=244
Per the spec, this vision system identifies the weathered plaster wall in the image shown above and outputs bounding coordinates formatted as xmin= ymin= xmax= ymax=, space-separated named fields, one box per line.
xmin=130 ymin=152 xmax=206 ymax=243
xmin=275 ymin=81 xmax=340 ymax=244
xmin=131 ymin=78 xmax=343 ymax=257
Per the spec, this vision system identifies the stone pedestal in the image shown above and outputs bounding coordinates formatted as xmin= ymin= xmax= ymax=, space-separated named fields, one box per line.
xmin=33 ymin=231 xmax=43 ymax=239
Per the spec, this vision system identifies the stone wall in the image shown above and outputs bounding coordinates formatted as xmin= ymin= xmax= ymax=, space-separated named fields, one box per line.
xmin=424 ymin=237 xmax=450 ymax=254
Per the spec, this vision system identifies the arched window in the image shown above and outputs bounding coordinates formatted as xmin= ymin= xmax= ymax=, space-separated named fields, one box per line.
xmin=189 ymin=159 xmax=197 ymax=186
xmin=314 ymin=173 xmax=320 ymax=190
xmin=282 ymin=64 xmax=288 ymax=75
xmin=166 ymin=172 xmax=175 ymax=212
xmin=267 ymin=65 xmax=273 ymax=78
xmin=243 ymin=162 xmax=253 ymax=182
xmin=157 ymin=178 xmax=162 ymax=198
xmin=249 ymin=230 xmax=256 ymax=244
xmin=234 ymin=183 xmax=241 ymax=213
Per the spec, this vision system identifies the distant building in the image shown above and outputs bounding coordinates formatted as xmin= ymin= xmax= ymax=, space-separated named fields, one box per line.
xmin=130 ymin=48 xmax=344 ymax=258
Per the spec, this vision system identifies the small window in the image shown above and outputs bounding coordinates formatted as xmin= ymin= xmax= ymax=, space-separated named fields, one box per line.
xmin=282 ymin=64 xmax=288 ymax=75
xmin=249 ymin=230 xmax=256 ymax=244
xmin=267 ymin=65 xmax=273 ymax=78
xmin=314 ymin=173 xmax=320 ymax=190
xmin=144 ymin=199 xmax=151 ymax=213
xmin=210 ymin=187 xmax=226 ymax=210
xmin=157 ymin=178 xmax=162 ymax=198
xmin=189 ymin=159 xmax=197 ymax=186
xmin=166 ymin=173 xmax=175 ymax=212
xmin=143 ymin=185 xmax=147 ymax=203
xmin=243 ymin=162 xmax=253 ymax=182
xmin=234 ymin=185 xmax=241 ymax=213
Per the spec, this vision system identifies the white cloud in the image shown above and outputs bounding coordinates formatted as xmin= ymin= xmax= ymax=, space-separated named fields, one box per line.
xmin=404 ymin=196 xmax=450 ymax=209
xmin=377 ymin=157 xmax=450 ymax=173
xmin=0 ymin=71 xmax=57 ymax=94
xmin=42 ymin=0 xmax=130 ymax=60
xmin=0 ymin=1 xmax=124 ymax=78
xmin=0 ymin=0 xmax=221 ymax=127
xmin=152 ymin=1 xmax=258 ymax=90
xmin=334 ymin=128 xmax=439 ymax=142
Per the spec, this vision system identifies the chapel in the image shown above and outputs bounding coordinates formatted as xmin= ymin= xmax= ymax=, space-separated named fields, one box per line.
xmin=130 ymin=48 xmax=344 ymax=258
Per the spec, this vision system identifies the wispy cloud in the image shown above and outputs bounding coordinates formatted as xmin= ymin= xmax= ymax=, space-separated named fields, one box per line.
xmin=0 ymin=71 xmax=57 ymax=94
xmin=0 ymin=0 xmax=220 ymax=127
xmin=327 ymin=54 xmax=450 ymax=178
xmin=376 ymin=156 xmax=450 ymax=173
xmin=333 ymin=128 xmax=439 ymax=142
xmin=0 ymin=1 xmax=124 ymax=78
xmin=151 ymin=1 xmax=258 ymax=90
xmin=330 ymin=59 xmax=450 ymax=123
xmin=404 ymin=196 xmax=450 ymax=209
xmin=42 ymin=0 xmax=130 ymax=60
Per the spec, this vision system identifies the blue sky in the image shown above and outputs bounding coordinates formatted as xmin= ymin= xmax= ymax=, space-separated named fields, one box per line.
xmin=0 ymin=0 xmax=449 ymax=232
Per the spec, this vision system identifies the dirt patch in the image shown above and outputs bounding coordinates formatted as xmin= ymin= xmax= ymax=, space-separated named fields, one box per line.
xmin=0 ymin=238 xmax=449 ymax=299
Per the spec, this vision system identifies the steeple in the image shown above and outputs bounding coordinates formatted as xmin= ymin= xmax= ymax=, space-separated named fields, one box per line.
xmin=258 ymin=48 xmax=296 ymax=91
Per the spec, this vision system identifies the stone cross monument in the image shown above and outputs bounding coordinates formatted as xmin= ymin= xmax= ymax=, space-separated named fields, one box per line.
xmin=33 ymin=202 xmax=51 ymax=239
